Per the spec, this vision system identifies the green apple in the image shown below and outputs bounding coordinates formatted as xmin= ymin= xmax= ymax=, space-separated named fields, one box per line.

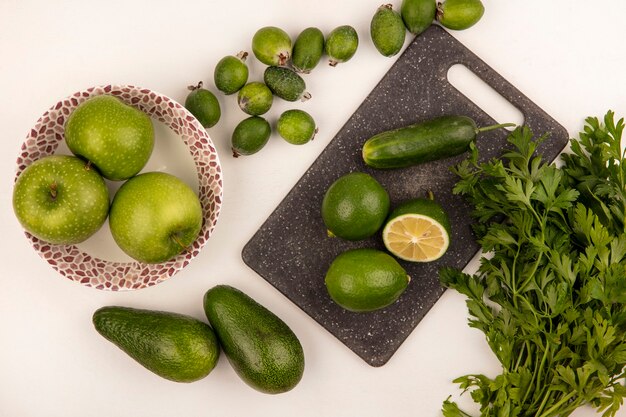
xmin=109 ymin=172 xmax=203 ymax=263
xmin=64 ymin=95 xmax=155 ymax=181
xmin=13 ymin=155 xmax=110 ymax=244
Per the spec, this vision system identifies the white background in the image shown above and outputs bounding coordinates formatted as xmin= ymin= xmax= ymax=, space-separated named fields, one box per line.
xmin=1 ymin=1 xmax=625 ymax=416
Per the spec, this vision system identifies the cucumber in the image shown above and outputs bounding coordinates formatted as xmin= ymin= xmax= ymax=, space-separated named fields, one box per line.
xmin=362 ymin=115 xmax=513 ymax=169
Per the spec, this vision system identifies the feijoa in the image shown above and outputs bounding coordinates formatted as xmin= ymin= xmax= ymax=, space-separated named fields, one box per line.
xmin=325 ymin=25 xmax=359 ymax=67
xmin=237 ymin=82 xmax=273 ymax=116
xmin=292 ymin=27 xmax=325 ymax=73
xmin=436 ymin=0 xmax=485 ymax=30
xmin=401 ymin=0 xmax=436 ymax=35
xmin=184 ymin=82 xmax=221 ymax=128
xmin=277 ymin=110 xmax=317 ymax=145
xmin=214 ymin=51 xmax=249 ymax=95
xmin=252 ymin=26 xmax=292 ymax=66
xmin=231 ymin=116 xmax=271 ymax=157
xmin=371 ymin=4 xmax=406 ymax=57
xmin=264 ymin=66 xmax=310 ymax=102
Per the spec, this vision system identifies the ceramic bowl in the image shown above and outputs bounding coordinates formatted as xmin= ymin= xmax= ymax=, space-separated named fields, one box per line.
xmin=14 ymin=85 xmax=223 ymax=291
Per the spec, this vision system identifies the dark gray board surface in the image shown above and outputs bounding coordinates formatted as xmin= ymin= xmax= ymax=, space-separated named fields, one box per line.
xmin=242 ymin=25 xmax=569 ymax=367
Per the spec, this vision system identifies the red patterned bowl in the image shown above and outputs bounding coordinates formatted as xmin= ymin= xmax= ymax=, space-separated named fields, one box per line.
xmin=15 ymin=85 xmax=223 ymax=291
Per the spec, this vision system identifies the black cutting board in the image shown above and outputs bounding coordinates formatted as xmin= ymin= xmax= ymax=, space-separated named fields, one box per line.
xmin=242 ymin=25 xmax=569 ymax=367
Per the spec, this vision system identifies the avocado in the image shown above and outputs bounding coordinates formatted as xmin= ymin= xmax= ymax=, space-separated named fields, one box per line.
xmin=93 ymin=306 xmax=220 ymax=383
xmin=203 ymin=285 xmax=305 ymax=394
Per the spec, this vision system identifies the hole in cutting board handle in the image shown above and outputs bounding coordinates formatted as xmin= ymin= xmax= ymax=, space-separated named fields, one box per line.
xmin=447 ymin=64 xmax=524 ymax=130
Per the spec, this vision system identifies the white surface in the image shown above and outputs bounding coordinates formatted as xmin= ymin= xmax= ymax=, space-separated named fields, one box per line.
xmin=1 ymin=1 xmax=624 ymax=416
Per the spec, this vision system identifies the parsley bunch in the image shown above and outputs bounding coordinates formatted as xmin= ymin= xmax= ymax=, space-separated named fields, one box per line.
xmin=441 ymin=112 xmax=626 ymax=417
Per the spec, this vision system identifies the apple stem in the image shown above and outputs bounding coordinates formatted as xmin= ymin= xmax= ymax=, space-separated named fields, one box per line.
xmin=84 ymin=160 xmax=92 ymax=171
xmin=49 ymin=182 xmax=58 ymax=200
xmin=170 ymin=234 xmax=188 ymax=252
xmin=187 ymin=81 xmax=203 ymax=91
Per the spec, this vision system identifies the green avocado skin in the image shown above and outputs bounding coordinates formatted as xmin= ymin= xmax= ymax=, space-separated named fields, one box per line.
xmin=93 ymin=306 xmax=220 ymax=383
xmin=203 ymin=285 xmax=305 ymax=394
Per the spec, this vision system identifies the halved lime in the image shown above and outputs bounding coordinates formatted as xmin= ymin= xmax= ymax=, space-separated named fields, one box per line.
xmin=382 ymin=198 xmax=451 ymax=262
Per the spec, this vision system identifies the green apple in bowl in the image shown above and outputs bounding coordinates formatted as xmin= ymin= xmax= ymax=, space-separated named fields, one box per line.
xmin=64 ymin=95 xmax=155 ymax=181
xmin=12 ymin=155 xmax=110 ymax=245
xmin=109 ymin=171 xmax=203 ymax=264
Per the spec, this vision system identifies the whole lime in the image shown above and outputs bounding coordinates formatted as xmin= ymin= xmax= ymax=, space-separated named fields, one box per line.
xmin=321 ymin=172 xmax=390 ymax=241
xmin=325 ymin=248 xmax=410 ymax=312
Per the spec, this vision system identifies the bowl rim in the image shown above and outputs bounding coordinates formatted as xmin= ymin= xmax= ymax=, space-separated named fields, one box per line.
xmin=14 ymin=84 xmax=224 ymax=291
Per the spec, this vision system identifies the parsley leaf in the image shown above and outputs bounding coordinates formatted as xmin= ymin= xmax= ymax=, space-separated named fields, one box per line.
xmin=442 ymin=112 xmax=626 ymax=417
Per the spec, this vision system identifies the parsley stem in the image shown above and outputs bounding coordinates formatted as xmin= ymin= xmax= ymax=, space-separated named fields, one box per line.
xmin=517 ymin=251 xmax=544 ymax=294
xmin=530 ymin=341 xmax=551 ymax=406
xmin=536 ymin=390 xmax=577 ymax=417
xmin=513 ymin=342 xmax=527 ymax=372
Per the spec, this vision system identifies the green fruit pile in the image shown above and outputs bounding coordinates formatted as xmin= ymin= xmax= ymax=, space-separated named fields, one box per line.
xmin=181 ymin=22 xmax=360 ymax=157
xmin=182 ymin=0 xmax=485 ymax=159
xmin=13 ymin=95 xmax=203 ymax=264
xmin=320 ymin=171 xmax=452 ymax=312
xmin=369 ymin=0 xmax=486 ymax=58
xmin=93 ymin=285 xmax=305 ymax=394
